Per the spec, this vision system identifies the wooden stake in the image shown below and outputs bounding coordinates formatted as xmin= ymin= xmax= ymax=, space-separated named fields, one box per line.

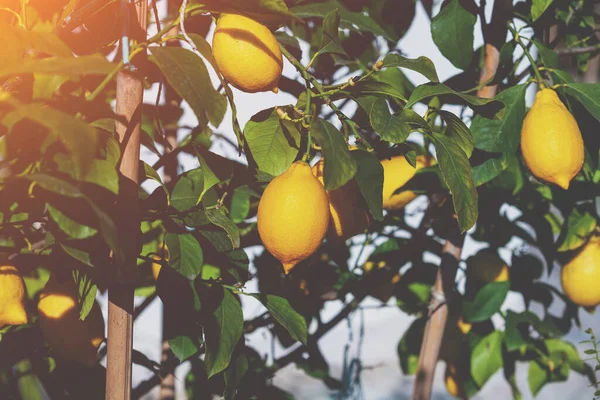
xmin=106 ymin=1 xmax=147 ymax=399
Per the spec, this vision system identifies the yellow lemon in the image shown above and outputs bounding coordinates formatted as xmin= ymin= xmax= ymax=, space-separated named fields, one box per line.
xmin=151 ymin=245 xmax=169 ymax=281
xmin=456 ymin=316 xmax=472 ymax=335
xmin=381 ymin=155 xmax=428 ymax=209
xmin=257 ymin=161 xmax=330 ymax=273
xmin=445 ymin=364 xmax=465 ymax=398
xmin=561 ymin=236 xmax=600 ymax=308
xmin=466 ymin=251 xmax=509 ymax=283
xmin=37 ymin=274 xmax=105 ymax=367
xmin=212 ymin=14 xmax=283 ymax=93
xmin=0 ymin=265 xmax=29 ymax=328
xmin=520 ymin=88 xmax=584 ymax=189
xmin=312 ymin=158 xmax=371 ymax=241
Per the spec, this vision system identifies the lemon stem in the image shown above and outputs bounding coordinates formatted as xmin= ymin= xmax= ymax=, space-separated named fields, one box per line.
xmin=509 ymin=26 xmax=546 ymax=89
xmin=303 ymin=79 xmax=312 ymax=162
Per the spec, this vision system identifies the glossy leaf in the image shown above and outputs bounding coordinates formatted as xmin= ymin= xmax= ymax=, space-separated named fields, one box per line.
xmin=73 ymin=270 xmax=97 ymax=321
xmin=169 ymin=335 xmax=202 ymax=362
xmin=318 ymin=9 xmax=346 ymax=56
xmin=205 ymin=209 xmax=241 ymax=250
xmin=351 ymin=150 xmax=384 ymax=221
xmin=381 ymin=53 xmax=439 ymax=82
xmin=557 ymin=210 xmax=597 ymax=252
xmin=251 ymin=293 xmax=307 ymax=344
xmin=165 ymin=233 xmax=204 ymax=280
xmin=47 ymin=204 xmax=98 ymax=239
xmin=171 ymin=169 xmax=204 ymax=212
xmin=470 ymin=330 xmax=504 ymax=387
xmin=463 ymin=281 xmax=510 ymax=322
xmin=369 ymin=98 xmax=410 ymax=143
xmin=431 ymin=0 xmax=476 ymax=70
xmin=244 ymin=108 xmax=301 ymax=177
xmin=532 ymin=0 xmax=553 ymax=21
xmin=229 ymin=186 xmax=250 ymax=223
xmin=204 ymin=288 xmax=244 ymax=378
xmin=563 ymin=83 xmax=600 ymax=122
xmin=350 ymin=80 xmax=407 ymax=102
xmin=434 ymin=109 xmax=474 ymax=157
xmin=310 ymin=118 xmax=357 ymax=190
xmin=150 ymin=47 xmax=226 ymax=127
xmin=431 ymin=134 xmax=478 ymax=232
xmin=224 ymin=354 xmax=249 ymax=400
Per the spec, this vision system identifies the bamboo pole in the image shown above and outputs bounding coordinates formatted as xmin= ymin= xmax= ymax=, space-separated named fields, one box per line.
xmin=106 ymin=1 xmax=147 ymax=399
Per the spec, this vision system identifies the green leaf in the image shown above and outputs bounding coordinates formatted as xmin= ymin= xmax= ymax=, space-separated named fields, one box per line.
xmin=463 ymin=281 xmax=510 ymax=322
xmin=54 ymin=154 xmax=119 ymax=194
xmin=196 ymin=149 xmax=233 ymax=202
xmin=3 ymin=102 xmax=98 ymax=178
xmin=204 ymin=288 xmax=244 ymax=378
xmin=563 ymin=83 xmax=600 ymax=122
xmin=142 ymin=161 xmax=168 ymax=200
xmin=250 ymin=294 xmax=307 ymax=344
xmin=60 ymin=244 xmax=93 ymax=267
xmin=201 ymin=0 xmax=295 ymax=26
xmin=369 ymin=98 xmax=410 ymax=143
xmin=471 ymin=330 xmax=504 ymax=387
xmin=73 ymin=269 xmax=97 ymax=321
xmin=532 ymin=39 xmax=559 ymax=69
xmin=310 ymin=118 xmax=357 ymax=190
xmin=224 ymin=354 xmax=249 ymax=400
xmin=205 ymin=209 xmax=241 ymax=250
xmin=171 ymin=169 xmax=203 ymax=212
xmin=150 ymin=47 xmax=226 ymax=127
xmin=431 ymin=0 xmax=476 ymax=70
xmin=229 ymin=186 xmax=250 ymax=223
xmin=244 ymin=108 xmax=301 ymax=177
xmin=168 ymin=335 xmax=202 ymax=362
xmin=528 ymin=359 xmax=548 ymax=396
xmin=434 ymin=110 xmax=474 ymax=157
xmin=431 ymin=133 xmax=478 ymax=232
xmin=382 ymin=53 xmax=439 ymax=82
xmin=406 ymin=83 xmax=505 ymax=119
xmin=0 ymin=54 xmax=115 ymax=80
xmin=557 ymin=210 xmax=597 ymax=252
xmin=470 ymin=84 xmax=527 ymax=153
xmin=47 ymin=204 xmax=98 ymax=240
xmin=532 ymin=0 xmax=553 ymax=21
xmin=291 ymin=1 xmax=393 ymax=41
xmin=545 ymin=339 xmax=587 ymax=375
xmin=318 ymin=9 xmax=346 ymax=56
xmin=350 ymin=80 xmax=407 ymax=102
xmin=165 ymin=233 xmax=204 ymax=280
xmin=505 ymin=311 xmax=539 ymax=351
xmin=397 ymin=318 xmax=426 ymax=375
xmin=351 ymin=150 xmax=384 ymax=221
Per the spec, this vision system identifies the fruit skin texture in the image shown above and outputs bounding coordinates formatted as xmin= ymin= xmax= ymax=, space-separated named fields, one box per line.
xmin=0 ymin=265 xmax=29 ymax=329
xmin=312 ymin=159 xmax=370 ymax=241
xmin=520 ymin=88 xmax=584 ymax=190
xmin=212 ymin=14 xmax=283 ymax=93
xmin=258 ymin=161 xmax=330 ymax=274
xmin=561 ymin=236 xmax=600 ymax=308
xmin=381 ymin=155 xmax=427 ymax=209
xmin=37 ymin=274 xmax=105 ymax=367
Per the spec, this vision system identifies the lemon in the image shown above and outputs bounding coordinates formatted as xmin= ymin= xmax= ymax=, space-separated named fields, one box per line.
xmin=381 ymin=155 xmax=428 ymax=209
xmin=456 ymin=315 xmax=472 ymax=335
xmin=561 ymin=236 xmax=600 ymax=308
xmin=466 ymin=251 xmax=509 ymax=283
xmin=445 ymin=364 xmax=465 ymax=398
xmin=312 ymin=158 xmax=370 ymax=241
xmin=212 ymin=14 xmax=283 ymax=93
xmin=520 ymin=88 xmax=584 ymax=189
xmin=151 ymin=246 xmax=168 ymax=281
xmin=0 ymin=265 xmax=29 ymax=328
xmin=257 ymin=161 xmax=330 ymax=273
xmin=37 ymin=274 xmax=105 ymax=367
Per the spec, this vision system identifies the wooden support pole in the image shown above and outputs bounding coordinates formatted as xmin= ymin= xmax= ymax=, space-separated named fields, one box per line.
xmin=106 ymin=1 xmax=147 ymax=399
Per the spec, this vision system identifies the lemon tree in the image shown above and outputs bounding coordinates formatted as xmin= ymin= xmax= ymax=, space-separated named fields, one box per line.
xmin=0 ymin=0 xmax=599 ymax=399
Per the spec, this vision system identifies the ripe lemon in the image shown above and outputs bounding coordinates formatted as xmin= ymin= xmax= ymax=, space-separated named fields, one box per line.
xmin=520 ymin=88 xmax=584 ymax=189
xmin=151 ymin=245 xmax=169 ymax=281
xmin=0 ymin=265 xmax=29 ymax=328
xmin=37 ymin=274 xmax=105 ymax=367
xmin=257 ymin=161 xmax=330 ymax=273
xmin=445 ymin=364 xmax=465 ymax=398
xmin=561 ymin=236 xmax=600 ymax=308
xmin=466 ymin=251 xmax=509 ymax=283
xmin=381 ymin=155 xmax=428 ymax=210
xmin=212 ymin=14 xmax=283 ymax=93
xmin=456 ymin=315 xmax=472 ymax=335
xmin=312 ymin=158 xmax=370 ymax=241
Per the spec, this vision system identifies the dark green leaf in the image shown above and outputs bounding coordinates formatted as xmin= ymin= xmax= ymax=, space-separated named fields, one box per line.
xmin=73 ymin=269 xmax=97 ymax=321
xmin=318 ymin=9 xmax=346 ymax=56
xmin=557 ymin=210 xmax=597 ymax=252
xmin=251 ymin=293 xmax=307 ymax=344
xmin=142 ymin=161 xmax=168 ymax=198
xmin=505 ymin=311 xmax=539 ymax=351
xmin=382 ymin=53 xmax=439 ymax=82
xmin=431 ymin=134 xmax=478 ymax=232
xmin=169 ymin=335 xmax=202 ymax=362
xmin=205 ymin=209 xmax=241 ymax=250
xmin=202 ymin=0 xmax=295 ymax=26
xmin=463 ymin=281 xmax=510 ymax=322
xmin=204 ymin=289 xmax=244 ymax=378
xmin=472 ymin=156 xmax=509 ymax=187
xmin=563 ymin=83 xmax=600 ymax=121
xmin=224 ymin=354 xmax=249 ymax=400
xmin=244 ymin=108 xmax=301 ymax=177
xmin=47 ymin=204 xmax=98 ymax=239
xmin=532 ymin=0 xmax=553 ymax=21
xmin=434 ymin=110 xmax=474 ymax=157
xmin=406 ymin=83 xmax=505 ymax=119
xmin=229 ymin=186 xmax=250 ymax=223
xmin=60 ymin=244 xmax=93 ymax=267
xmin=470 ymin=330 xmax=504 ymax=387
xmin=171 ymin=169 xmax=203 ymax=212
xmin=532 ymin=39 xmax=559 ymax=69
xmin=150 ymin=47 xmax=226 ymax=127
xmin=471 ymin=84 xmax=527 ymax=153
xmin=350 ymin=80 xmax=407 ymax=102
xmin=351 ymin=150 xmax=384 ymax=221
xmin=397 ymin=318 xmax=426 ymax=375
xmin=310 ymin=118 xmax=357 ymax=190
xmin=431 ymin=0 xmax=476 ymax=70
xmin=165 ymin=233 xmax=204 ymax=280
xmin=369 ymin=98 xmax=410 ymax=143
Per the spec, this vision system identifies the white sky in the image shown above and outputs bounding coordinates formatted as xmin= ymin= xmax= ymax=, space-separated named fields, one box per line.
xmin=93 ymin=2 xmax=600 ymax=399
